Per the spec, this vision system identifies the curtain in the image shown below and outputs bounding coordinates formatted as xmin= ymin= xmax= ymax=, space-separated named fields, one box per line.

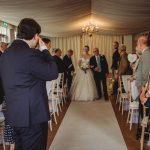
xmin=50 ymin=35 xmax=81 ymax=70
xmin=50 ymin=34 xmax=123 ymax=71
xmin=82 ymin=34 xmax=122 ymax=69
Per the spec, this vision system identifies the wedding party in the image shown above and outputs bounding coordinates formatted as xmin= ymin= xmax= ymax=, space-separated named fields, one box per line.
xmin=0 ymin=1 xmax=150 ymax=150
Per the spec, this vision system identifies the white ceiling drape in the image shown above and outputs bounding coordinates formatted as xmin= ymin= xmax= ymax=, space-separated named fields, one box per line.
xmin=0 ymin=0 xmax=150 ymax=36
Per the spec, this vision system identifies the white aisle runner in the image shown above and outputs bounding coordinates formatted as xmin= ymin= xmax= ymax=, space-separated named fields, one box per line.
xmin=49 ymin=100 xmax=127 ymax=150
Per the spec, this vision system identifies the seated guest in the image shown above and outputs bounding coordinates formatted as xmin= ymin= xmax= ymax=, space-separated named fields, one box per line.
xmin=53 ymin=48 xmax=64 ymax=73
xmin=63 ymin=49 xmax=75 ymax=90
xmin=117 ymin=44 xmax=132 ymax=77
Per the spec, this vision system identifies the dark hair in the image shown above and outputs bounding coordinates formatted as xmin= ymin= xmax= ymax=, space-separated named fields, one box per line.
xmin=42 ymin=38 xmax=51 ymax=44
xmin=84 ymin=45 xmax=89 ymax=51
xmin=17 ymin=18 xmax=41 ymax=40
xmin=114 ymin=41 xmax=119 ymax=46
xmin=55 ymin=48 xmax=61 ymax=53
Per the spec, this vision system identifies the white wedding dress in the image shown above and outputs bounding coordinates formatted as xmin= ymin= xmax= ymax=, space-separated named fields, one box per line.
xmin=69 ymin=58 xmax=98 ymax=101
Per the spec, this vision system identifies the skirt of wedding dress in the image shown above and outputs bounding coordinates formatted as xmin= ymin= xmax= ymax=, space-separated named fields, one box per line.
xmin=69 ymin=69 xmax=98 ymax=101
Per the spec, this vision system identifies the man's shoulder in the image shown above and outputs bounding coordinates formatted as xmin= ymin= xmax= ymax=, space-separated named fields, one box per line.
xmin=101 ymin=54 xmax=105 ymax=57
xmin=90 ymin=55 xmax=95 ymax=59
xmin=144 ymin=48 xmax=150 ymax=54
xmin=142 ymin=48 xmax=150 ymax=59
xmin=63 ymin=55 xmax=68 ymax=59
xmin=64 ymin=54 xmax=67 ymax=57
xmin=100 ymin=55 xmax=106 ymax=59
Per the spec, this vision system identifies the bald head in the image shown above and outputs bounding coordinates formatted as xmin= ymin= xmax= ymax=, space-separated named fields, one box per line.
xmin=138 ymin=35 xmax=148 ymax=45
xmin=137 ymin=34 xmax=149 ymax=53
xmin=0 ymin=42 xmax=8 ymax=52
xmin=93 ymin=47 xmax=100 ymax=56
xmin=67 ymin=49 xmax=73 ymax=57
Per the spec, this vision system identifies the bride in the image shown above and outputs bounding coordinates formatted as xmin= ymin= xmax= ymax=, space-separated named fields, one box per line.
xmin=69 ymin=45 xmax=98 ymax=101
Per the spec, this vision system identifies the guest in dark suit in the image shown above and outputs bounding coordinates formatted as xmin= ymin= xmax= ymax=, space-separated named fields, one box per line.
xmin=63 ymin=49 xmax=75 ymax=90
xmin=0 ymin=42 xmax=8 ymax=104
xmin=90 ymin=48 xmax=109 ymax=100
xmin=111 ymin=41 xmax=120 ymax=95
xmin=111 ymin=41 xmax=120 ymax=76
xmin=0 ymin=18 xmax=58 ymax=150
xmin=53 ymin=48 xmax=64 ymax=73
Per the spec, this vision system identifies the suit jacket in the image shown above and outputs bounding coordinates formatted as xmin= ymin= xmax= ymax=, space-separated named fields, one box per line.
xmin=111 ymin=49 xmax=120 ymax=70
xmin=118 ymin=52 xmax=132 ymax=76
xmin=63 ymin=55 xmax=74 ymax=75
xmin=135 ymin=48 xmax=150 ymax=88
xmin=90 ymin=55 xmax=109 ymax=74
xmin=0 ymin=40 xmax=58 ymax=127
xmin=53 ymin=55 xmax=64 ymax=73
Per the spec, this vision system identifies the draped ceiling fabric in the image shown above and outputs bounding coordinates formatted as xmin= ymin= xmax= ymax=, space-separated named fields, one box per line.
xmin=0 ymin=0 xmax=149 ymax=69
xmin=0 ymin=0 xmax=150 ymax=36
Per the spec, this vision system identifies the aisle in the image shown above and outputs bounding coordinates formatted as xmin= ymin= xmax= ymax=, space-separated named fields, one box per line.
xmin=49 ymin=100 xmax=127 ymax=150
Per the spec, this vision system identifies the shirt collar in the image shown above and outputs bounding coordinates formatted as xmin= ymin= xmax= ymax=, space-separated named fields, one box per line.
xmin=17 ymin=38 xmax=31 ymax=48
xmin=142 ymin=47 xmax=149 ymax=54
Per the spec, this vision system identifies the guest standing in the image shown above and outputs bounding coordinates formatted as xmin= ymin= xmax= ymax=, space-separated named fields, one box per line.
xmin=135 ymin=33 xmax=150 ymax=135
xmin=111 ymin=41 xmax=120 ymax=95
xmin=63 ymin=49 xmax=75 ymax=90
xmin=111 ymin=41 xmax=120 ymax=78
xmin=135 ymin=34 xmax=150 ymax=90
xmin=90 ymin=48 xmax=109 ymax=100
xmin=117 ymin=44 xmax=132 ymax=77
xmin=53 ymin=48 xmax=64 ymax=73
xmin=0 ymin=18 xmax=58 ymax=150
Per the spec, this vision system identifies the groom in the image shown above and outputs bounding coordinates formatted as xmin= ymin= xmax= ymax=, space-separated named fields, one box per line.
xmin=90 ymin=48 xmax=109 ymax=100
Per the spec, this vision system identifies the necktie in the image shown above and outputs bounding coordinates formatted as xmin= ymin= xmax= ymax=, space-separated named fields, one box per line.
xmin=97 ymin=56 xmax=101 ymax=72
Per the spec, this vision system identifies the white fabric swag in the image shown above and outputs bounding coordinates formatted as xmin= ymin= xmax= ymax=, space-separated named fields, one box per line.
xmin=0 ymin=0 xmax=150 ymax=36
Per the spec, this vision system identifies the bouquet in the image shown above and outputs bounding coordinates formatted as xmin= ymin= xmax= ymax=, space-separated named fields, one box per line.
xmin=80 ymin=62 xmax=90 ymax=73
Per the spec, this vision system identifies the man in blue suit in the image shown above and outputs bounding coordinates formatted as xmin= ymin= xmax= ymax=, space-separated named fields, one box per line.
xmin=0 ymin=18 xmax=58 ymax=150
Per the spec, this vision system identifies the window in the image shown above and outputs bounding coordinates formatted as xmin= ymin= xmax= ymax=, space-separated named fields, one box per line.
xmin=0 ymin=26 xmax=8 ymax=42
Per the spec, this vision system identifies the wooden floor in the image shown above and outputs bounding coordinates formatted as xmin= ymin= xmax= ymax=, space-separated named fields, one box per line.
xmin=1 ymin=96 xmax=150 ymax=150
xmin=110 ymin=95 xmax=150 ymax=150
